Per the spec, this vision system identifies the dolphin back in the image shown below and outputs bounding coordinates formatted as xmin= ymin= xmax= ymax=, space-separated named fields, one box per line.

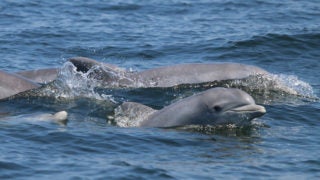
xmin=137 ymin=63 xmax=268 ymax=87
xmin=16 ymin=68 xmax=58 ymax=84
xmin=0 ymin=70 xmax=40 ymax=100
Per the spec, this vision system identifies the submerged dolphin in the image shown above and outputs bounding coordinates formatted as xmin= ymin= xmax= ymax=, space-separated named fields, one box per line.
xmin=67 ymin=57 xmax=268 ymax=87
xmin=22 ymin=110 xmax=68 ymax=125
xmin=113 ymin=88 xmax=266 ymax=128
xmin=0 ymin=70 xmax=40 ymax=100
xmin=1 ymin=111 xmax=68 ymax=125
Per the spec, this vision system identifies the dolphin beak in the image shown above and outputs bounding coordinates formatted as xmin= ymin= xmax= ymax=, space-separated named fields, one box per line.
xmin=231 ymin=104 xmax=266 ymax=117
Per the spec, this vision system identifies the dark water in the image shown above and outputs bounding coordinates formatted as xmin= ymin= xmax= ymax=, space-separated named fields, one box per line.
xmin=1 ymin=0 xmax=320 ymax=179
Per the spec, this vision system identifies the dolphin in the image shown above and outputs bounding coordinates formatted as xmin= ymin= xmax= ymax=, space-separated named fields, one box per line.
xmin=5 ymin=57 xmax=268 ymax=87
xmin=67 ymin=57 xmax=268 ymax=88
xmin=7 ymin=56 xmax=268 ymax=89
xmin=0 ymin=70 xmax=40 ymax=100
xmin=0 ymin=57 xmax=268 ymax=99
xmin=112 ymin=88 xmax=266 ymax=128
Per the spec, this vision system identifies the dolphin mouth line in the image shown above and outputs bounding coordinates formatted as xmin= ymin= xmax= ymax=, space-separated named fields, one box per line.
xmin=229 ymin=104 xmax=266 ymax=114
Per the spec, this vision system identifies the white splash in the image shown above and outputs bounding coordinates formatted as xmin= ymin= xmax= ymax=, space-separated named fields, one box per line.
xmin=51 ymin=62 xmax=116 ymax=101
xmin=272 ymin=74 xmax=315 ymax=98
xmin=229 ymin=73 xmax=316 ymax=98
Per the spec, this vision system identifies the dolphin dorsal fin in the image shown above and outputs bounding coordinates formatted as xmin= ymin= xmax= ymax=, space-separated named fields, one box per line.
xmin=68 ymin=57 xmax=100 ymax=73
xmin=113 ymin=102 xmax=157 ymax=127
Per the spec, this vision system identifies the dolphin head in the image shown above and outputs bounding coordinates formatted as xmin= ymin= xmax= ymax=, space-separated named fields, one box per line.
xmin=198 ymin=88 xmax=266 ymax=126
xmin=114 ymin=88 xmax=266 ymax=128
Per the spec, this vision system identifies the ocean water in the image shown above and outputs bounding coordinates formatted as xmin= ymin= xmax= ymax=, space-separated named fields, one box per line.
xmin=0 ymin=0 xmax=320 ymax=179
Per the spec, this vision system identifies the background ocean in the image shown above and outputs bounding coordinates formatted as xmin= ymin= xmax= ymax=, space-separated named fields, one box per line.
xmin=0 ymin=0 xmax=319 ymax=179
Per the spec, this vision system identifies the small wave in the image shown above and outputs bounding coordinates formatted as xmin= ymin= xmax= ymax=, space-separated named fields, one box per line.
xmin=232 ymin=33 xmax=320 ymax=49
xmin=174 ymin=122 xmax=266 ymax=136
xmin=97 ymin=3 xmax=141 ymax=11
xmin=0 ymin=160 xmax=29 ymax=170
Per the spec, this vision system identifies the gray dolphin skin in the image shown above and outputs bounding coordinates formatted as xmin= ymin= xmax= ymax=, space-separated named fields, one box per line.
xmin=114 ymin=88 xmax=266 ymax=128
xmin=68 ymin=57 xmax=268 ymax=87
xmin=0 ymin=70 xmax=40 ymax=100
xmin=136 ymin=63 xmax=267 ymax=87
xmin=16 ymin=68 xmax=58 ymax=84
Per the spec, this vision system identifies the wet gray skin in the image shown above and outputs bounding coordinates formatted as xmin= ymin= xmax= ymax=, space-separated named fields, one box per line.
xmin=16 ymin=68 xmax=58 ymax=84
xmin=67 ymin=57 xmax=268 ymax=87
xmin=0 ymin=70 xmax=40 ymax=100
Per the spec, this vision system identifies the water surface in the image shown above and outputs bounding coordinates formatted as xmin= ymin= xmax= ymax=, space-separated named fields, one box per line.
xmin=0 ymin=0 xmax=320 ymax=179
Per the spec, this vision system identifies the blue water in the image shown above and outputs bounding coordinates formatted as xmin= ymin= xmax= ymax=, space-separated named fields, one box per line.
xmin=1 ymin=0 xmax=320 ymax=179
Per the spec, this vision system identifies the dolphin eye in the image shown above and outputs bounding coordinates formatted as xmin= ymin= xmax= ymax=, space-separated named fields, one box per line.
xmin=213 ymin=106 xmax=222 ymax=112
